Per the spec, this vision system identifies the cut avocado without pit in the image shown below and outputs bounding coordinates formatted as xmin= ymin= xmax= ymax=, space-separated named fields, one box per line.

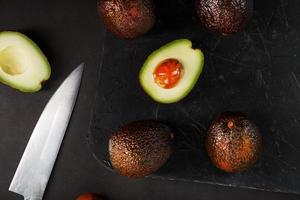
xmin=139 ymin=39 xmax=204 ymax=103
xmin=0 ymin=31 xmax=51 ymax=92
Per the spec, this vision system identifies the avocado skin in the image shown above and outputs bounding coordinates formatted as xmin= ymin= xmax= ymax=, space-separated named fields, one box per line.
xmin=97 ymin=0 xmax=155 ymax=39
xmin=195 ymin=0 xmax=253 ymax=36
xmin=109 ymin=121 xmax=174 ymax=178
xmin=206 ymin=112 xmax=262 ymax=173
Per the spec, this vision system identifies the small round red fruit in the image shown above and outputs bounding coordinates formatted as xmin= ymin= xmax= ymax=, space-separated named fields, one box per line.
xmin=76 ymin=193 xmax=104 ymax=200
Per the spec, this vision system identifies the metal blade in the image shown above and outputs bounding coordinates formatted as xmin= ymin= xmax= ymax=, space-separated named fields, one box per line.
xmin=9 ymin=63 xmax=84 ymax=200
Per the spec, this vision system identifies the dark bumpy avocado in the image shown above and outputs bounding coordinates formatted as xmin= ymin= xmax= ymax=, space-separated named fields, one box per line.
xmin=195 ymin=0 xmax=253 ymax=36
xmin=109 ymin=121 xmax=174 ymax=178
xmin=206 ymin=112 xmax=262 ymax=172
xmin=97 ymin=0 xmax=155 ymax=39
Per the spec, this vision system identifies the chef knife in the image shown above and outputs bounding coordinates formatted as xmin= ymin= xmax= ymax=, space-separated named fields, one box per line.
xmin=9 ymin=63 xmax=84 ymax=200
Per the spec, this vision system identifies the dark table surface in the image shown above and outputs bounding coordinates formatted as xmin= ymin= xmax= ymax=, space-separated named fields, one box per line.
xmin=0 ymin=0 xmax=299 ymax=199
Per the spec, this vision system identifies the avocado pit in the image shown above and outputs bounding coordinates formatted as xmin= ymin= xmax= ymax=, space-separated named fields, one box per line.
xmin=153 ymin=58 xmax=184 ymax=89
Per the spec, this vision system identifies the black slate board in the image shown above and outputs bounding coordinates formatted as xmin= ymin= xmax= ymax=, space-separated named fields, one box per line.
xmin=88 ymin=0 xmax=300 ymax=194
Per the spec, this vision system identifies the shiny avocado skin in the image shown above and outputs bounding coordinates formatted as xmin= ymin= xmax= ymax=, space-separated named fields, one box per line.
xmin=195 ymin=0 xmax=253 ymax=35
xmin=206 ymin=112 xmax=262 ymax=173
xmin=109 ymin=121 xmax=174 ymax=178
xmin=97 ymin=0 xmax=155 ymax=39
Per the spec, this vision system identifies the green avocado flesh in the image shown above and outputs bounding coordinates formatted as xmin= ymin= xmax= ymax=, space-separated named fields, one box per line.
xmin=139 ymin=39 xmax=204 ymax=103
xmin=0 ymin=31 xmax=51 ymax=92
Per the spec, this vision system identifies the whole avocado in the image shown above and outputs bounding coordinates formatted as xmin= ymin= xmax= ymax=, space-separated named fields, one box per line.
xmin=97 ymin=0 xmax=155 ymax=39
xmin=195 ymin=0 xmax=253 ymax=35
xmin=109 ymin=121 xmax=174 ymax=178
xmin=206 ymin=112 xmax=262 ymax=173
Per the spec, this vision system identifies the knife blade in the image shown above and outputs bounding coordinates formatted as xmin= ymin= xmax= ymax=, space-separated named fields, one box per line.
xmin=9 ymin=63 xmax=84 ymax=200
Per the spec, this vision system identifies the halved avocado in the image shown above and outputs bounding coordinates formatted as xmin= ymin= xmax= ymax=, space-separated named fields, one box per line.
xmin=139 ymin=39 xmax=204 ymax=104
xmin=0 ymin=31 xmax=51 ymax=92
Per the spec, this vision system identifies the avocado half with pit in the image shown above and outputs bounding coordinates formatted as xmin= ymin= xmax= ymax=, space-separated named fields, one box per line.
xmin=139 ymin=39 xmax=204 ymax=103
xmin=0 ymin=31 xmax=51 ymax=92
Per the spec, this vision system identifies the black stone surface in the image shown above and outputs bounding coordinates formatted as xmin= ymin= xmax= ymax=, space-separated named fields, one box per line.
xmin=89 ymin=0 xmax=300 ymax=196
xmin=0 ymin=0 xmax=299 ymax=200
